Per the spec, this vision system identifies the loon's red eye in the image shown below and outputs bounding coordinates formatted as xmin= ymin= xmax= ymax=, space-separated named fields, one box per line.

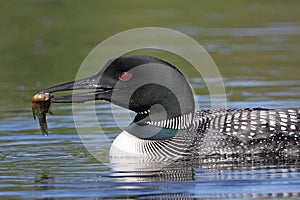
xmin=119 ymin=72 xmax=131 ymax=81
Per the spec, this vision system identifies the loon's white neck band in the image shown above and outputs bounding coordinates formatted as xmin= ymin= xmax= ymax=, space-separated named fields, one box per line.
xmin=145 ymin=113 xmax=193 ymax=130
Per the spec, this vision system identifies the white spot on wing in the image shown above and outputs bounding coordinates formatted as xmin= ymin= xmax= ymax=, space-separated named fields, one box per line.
xmin=281 ymin=126 xmax=287 ymax=131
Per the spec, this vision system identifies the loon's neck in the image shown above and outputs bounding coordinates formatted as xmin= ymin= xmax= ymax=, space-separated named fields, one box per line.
xmin=145 ymin=113 xmax=194 ymax=130
xmin=126 ymin=112 xmax=194 ymax=140
xmin=110 ymin=112 xmax=196 ymax=158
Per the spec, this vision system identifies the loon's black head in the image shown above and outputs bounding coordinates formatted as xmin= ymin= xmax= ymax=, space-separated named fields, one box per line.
xmin=43 ymin=56 xmax=195 ymax=137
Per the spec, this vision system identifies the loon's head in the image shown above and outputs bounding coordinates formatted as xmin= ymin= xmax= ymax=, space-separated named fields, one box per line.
xmin=43 ymin=56 xmax=195 ymax=143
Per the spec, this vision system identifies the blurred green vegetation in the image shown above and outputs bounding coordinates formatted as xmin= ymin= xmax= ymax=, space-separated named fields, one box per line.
xmin=0 ymin=0 xmax=299 ymax=108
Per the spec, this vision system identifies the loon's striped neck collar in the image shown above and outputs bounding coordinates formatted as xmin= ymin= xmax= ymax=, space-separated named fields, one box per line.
xmin=125 ymin=112 xmax=194 ymax=140
xmin=145 ymin=113 xmax=194 ymax=130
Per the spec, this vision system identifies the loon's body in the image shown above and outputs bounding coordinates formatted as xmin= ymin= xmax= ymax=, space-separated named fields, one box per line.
xmin=110 ymin=108 xmax=300 ymax=158
xmin=40 ymin=56 xmax=300 ymax=158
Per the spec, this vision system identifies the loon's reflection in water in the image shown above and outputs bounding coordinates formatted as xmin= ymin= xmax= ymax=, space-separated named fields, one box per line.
xmin=109 ymin=155 xmax=300 ymax=199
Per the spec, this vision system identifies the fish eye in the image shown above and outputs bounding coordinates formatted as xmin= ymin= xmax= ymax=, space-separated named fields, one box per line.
xmin=119 ymin=72 xmax=131 ymax=81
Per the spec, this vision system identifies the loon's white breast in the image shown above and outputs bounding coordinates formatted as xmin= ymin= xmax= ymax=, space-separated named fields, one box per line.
xmin=110 ymin=130 xmax=148 ymax=157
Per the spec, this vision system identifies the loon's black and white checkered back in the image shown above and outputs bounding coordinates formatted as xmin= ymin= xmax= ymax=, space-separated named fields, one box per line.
xmin=192 ymin=108 xmax=300 ymax=156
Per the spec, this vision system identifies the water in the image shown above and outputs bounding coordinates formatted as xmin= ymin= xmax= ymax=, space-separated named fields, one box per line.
xmin=1 ymin=1 xmax=300 ymax=199
xmin=1 ymin=77 xmax=300 ymax=199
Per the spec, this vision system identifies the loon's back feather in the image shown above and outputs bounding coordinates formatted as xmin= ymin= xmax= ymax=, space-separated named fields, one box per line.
xmin=192 ymin=108 xmax=300 ymax=156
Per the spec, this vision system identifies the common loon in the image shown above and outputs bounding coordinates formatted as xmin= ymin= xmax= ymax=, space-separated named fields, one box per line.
xmin=38 ymin=56 xmax=300 ymax=158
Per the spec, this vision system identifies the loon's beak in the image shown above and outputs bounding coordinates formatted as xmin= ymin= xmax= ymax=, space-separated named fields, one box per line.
xmin=41 ymin=73 xmax=113 ymax=103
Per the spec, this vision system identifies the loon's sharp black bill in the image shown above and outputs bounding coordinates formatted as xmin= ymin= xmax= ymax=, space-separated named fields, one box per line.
xmin=41 ymin=74 xmax=113 ymax=103
xmin=50 ymin=90 xmax=113 ymax=103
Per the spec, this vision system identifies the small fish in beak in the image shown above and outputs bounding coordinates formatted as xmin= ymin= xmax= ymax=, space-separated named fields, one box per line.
xmin=32 ymin=92 xmax=53 ymax=136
